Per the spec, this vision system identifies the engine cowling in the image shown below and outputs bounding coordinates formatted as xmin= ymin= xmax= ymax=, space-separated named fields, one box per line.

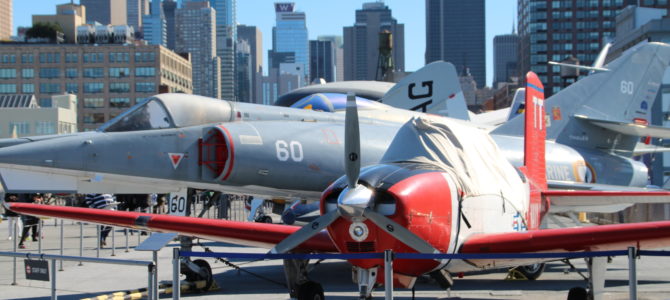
xmin=322 ymin=163 xmax=457 ymax=278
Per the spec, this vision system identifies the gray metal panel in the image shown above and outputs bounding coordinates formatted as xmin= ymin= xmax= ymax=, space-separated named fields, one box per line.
xmin=135 ymin=233 xmax=178 ymax=251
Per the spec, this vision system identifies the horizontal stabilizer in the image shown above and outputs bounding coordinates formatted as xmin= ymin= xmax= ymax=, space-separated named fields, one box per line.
xmin=545 ymin=190 xmax=670 ymax=213
xmin=548 ymin=61 xmax=609 ymax=73
xmin=575 ymin=115 xmax=670 ymax=139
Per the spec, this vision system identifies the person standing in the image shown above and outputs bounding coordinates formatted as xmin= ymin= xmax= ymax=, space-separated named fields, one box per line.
xmin=18 ymin=194 xmax=43 ymax=248
xmin=4 ymin=193 xmax=23 ymax=241
xmin=84 ymin=194 xmax=117 ymax=247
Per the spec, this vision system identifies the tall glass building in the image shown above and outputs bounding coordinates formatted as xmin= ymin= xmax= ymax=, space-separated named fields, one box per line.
xmin=493 ymin=33 xmax=519 ymax=88
xmin=142 ymin=0 xmax=167 ymax=47
xmin=272 ymin=3 xmax=309 ymax=80
xmin=426 ymin=0 xmax=485 ymax=87
xmin=209 ymin=0 xmax=236 ymax=101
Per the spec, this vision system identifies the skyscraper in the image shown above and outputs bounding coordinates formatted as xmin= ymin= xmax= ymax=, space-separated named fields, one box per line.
xmin=517 ymin=0 xmax=643 ymax=96
xmin=343 ymin=2 xmax=404 ymax=81
xmin=309 ymin=40 xmax=335 ymax=83
xmin=236 ymin=40 xmax=252 ymax=103
xmin=209 ymin=0 xmax=236 ymax=101
xmin=176 ymin=1 xmax=221 ymax=98
xmin=426 ymin=0 xmax=485 ymax=87
xmin=81 ymin=0 xmax=128 ymax=25
xmin=237 ymin=25 xmax=263 ymax=103
xmin=493 ymin=33 xmax=519 ymax=88
xmin=0 ymin=0 xmax=11 ymax=41
xmin=142 ymin=0 xmax=167 ymax=47
xmin=272 ymin=3 xmax=309 ymax=81
xmin=318 ymin=35 xmax=343 ymax=82
xmin=163 ymin=0 xmax=178 ymax=50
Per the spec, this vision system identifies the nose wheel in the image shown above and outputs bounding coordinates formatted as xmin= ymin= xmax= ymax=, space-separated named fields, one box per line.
xmin=297 ymin=281 xmax=324 ymax=300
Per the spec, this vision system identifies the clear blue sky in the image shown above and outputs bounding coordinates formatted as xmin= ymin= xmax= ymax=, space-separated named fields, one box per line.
xmin=12 ymin=0 xmax=516 ymax=87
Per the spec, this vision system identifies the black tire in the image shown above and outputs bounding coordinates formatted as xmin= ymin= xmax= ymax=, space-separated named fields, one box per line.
xmin=297 ymin=281 xmax=325 ymax=300
xmin=517 ymin=263 xmax=545 ymax=280
xmin=260 ymin=215 xmax=273 ymax=223
xmin=567 ymin=286 xmax=588 ymax=300
xmin=185 ymin=259 xmax=213 ymax=292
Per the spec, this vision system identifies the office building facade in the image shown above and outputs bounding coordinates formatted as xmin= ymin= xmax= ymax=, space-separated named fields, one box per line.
xmin=318 ymin=35 xmax=344 ymax=82
xmin=309 ymin=40 xmax=336 ymax=83
xmin=176 ymin=1 xmax=220 ymax=99
xmin=493 ymin=33 xmax=520 ymax=88
xmin=0 ymin=0 xmax=11 ymax=41
xmin=33 ymin=4 xmax=87 ymax=44
xmin=426 ymin=0 xmax=485 ymax=87
xmin=80 ymin=0 xmax=128 ymax=25
xmin=0 ymin=43 xmax=192 ymax=131
xmin=0 ymin=94 xmax=78 ymax=138
xmin=209 ymin=0 xmax=236 ymax=101
xmin=343 ymin=2 xmax=405 ymax=81
xmin=164 ymin=0 xmax=178 ymax=50
xmin=237 ymin=25 xmax=263 ymax=103
xmin=142 ymin=0 xmax=167 ymax=47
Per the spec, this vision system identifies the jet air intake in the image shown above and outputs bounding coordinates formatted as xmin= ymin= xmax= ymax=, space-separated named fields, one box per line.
xmin=200 ymin=125 xmax=234 ymax=181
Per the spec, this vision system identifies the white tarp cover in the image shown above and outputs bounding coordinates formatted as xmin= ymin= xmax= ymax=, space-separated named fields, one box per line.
xmin=381 ymin=117 xmax=528 ymax=211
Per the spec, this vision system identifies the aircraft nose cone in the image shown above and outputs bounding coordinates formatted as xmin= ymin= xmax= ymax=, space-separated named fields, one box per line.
xmin=0 ymin=134 xmax=89 ymax=170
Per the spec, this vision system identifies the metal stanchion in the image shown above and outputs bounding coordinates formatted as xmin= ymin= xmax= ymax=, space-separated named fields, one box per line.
xmin=96 ymin=225 xmax=101 ymax=258
xmin=38 ymin=220 xmax=43 ymax=254
xmin=111 ymin=226 xmax=116 ymax=256
xmin=78 ymin=223 xmax=83 ymax=266
xmin=384 ymin=250 xmax=394 ymax=300
xmin=629 ymin=247 xmax=638 ymax=300
xmin=51 ymin=259 xmax=57 ymax=299
xmin=147 ymin=263 xmax=155 ymax=300
xmin=12 ymin=218 xmax=17 ymax=285
xmin=153 ymin=251 xmax=159 ymax=300
xmin=125 ymin=228 xmax=130 ymax=252
xmin=59 ymin=219 xmax=64 ymax=271
xmin=172 ymin=248 xmax=180 ymax=300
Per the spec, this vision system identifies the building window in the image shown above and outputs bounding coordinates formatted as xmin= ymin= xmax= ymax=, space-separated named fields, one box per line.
xmin=135 ymin=67 xmax=156 ymax=77
xmin=110 ymin=97 xmax=131 ymax=108
xmin=22 ymin=83 xmax=34 ymax=93
xmin=39 ymin=98 xmax=51 ymax=107
xmin=83 ymin=113 xmax=105 ymax=124
xmin=39 ymin=68 xmax=61 ymax=78
xmin=83 ymin=68 xmax=104 ymax=78
xmin=65 ymin=53 xmax=78 ymax=63
xmin=0 ymin=68 xmax=16 ymax=79
xmin=0 ymin=84 xmax=16 ymax=93
xmin=1 ymin=54 xmax=17 ymax=64
xmin=58 ymin=121 xmax=75 ymax=134
xmin=9 ymin=122 xmax=29 ymax=136
xmin=65 ymin=83 xmax=78 ymax=93
xmin=22 ymin=68 xmax=34 ymax=78
xmin=39 ymin=52 xmax=60 ymax=63
xmin=135 ymin=82 xmax=156 ymax=93
xmin=109 ymin=67 xmax=130 ymax=78
xmin=65 ymin=68 xmax=78 ymax=78
xmin=40 ymin=83 xmax=60 ymax=94
xmin=135 ymin=52 xmax=156 ymax=62
xmin=84 ymin=98 xmax=105 ymax=108
xmin=109 ymin=82 xmax=130 ymax=93
xmin=83 ymin=53 xmax=104 ymax=63
xmin=21 ymin=54 xmax=33 ymax=63
xmin=36 ymin=121 xmax=56 ymax=135
xmin=109 ymin=52 xmax=130 ymax=63
xmin=83 ymin=82 xmax=104 ymax=93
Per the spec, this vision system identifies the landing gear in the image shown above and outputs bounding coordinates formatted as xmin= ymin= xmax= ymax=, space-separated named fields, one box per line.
xmin=255 ymin=215 xmax=273 ymax=223
xmin=517 ymin=263 xmax=545 ymax=280
xmin=184 ymin=259 xmax=213 ymax=291
xmin=353 ymin=266 xmax=378 ymax=299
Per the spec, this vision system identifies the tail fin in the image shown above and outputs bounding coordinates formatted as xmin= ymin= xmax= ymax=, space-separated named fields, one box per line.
xmin=381 ymin=61 xmax=470 ymax=120
xmin=521 ymin=72 xmax=548 ymax=230
xmin=493 ymin=42 xmax=670 ymax=154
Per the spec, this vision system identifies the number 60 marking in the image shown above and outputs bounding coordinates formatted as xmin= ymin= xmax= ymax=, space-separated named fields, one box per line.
xmin=620 ymin=80 xmax=634 ymax=95
xmin=276 ymin=140 xmax=304 ymax=162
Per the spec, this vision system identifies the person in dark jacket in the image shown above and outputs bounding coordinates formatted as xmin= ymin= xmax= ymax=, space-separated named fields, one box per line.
xmin=18 ymin=194 xmax=43 ymax=248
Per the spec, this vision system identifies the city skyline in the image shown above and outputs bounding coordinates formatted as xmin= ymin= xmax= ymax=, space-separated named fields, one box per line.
xmin=12 ymin=0 xmax=515 ymax=87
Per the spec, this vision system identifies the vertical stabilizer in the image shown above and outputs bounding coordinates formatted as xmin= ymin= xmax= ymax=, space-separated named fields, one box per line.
xmin=521 ymin=72 xmax=548 ymax=230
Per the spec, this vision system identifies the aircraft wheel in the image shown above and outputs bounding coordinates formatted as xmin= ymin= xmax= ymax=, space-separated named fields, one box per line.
xmin=567 ymin=286 xmax=588 ymax=300
xmin=282 ymin=211 xmax=296 ymax=225
xmin=297 ymin=281 xmax=324 ymax=300
xmin=517 ymin=263 xmax=545 ymax=280
xmin=256 ymin=215 xmax=273 ymax=223
xmin=185 ymin=259 xmax=213 ymax=292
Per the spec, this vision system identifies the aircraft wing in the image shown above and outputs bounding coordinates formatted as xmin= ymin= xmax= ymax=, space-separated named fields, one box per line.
xmin=459 ymin=220 xmax=670 ymax=267
xmin=574 ymin=114 xmax=670 ymax=139
xmin=5 ymin=203 xmax=337 ymax=252
xmin=544 ymin=189 xmax=670 ymax=213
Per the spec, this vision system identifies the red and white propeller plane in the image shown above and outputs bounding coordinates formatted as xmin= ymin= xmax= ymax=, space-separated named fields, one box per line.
xmin=6 ymin=72 xmax=670 ymax=300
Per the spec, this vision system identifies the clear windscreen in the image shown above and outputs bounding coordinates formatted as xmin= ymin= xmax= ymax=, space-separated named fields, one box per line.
xmin=103 ymin=100 xmax=173 ymax=132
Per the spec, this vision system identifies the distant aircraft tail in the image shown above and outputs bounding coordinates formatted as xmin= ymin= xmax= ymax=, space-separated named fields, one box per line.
xmin=493 ymin=42 xmax=670 ymax=154
xmin=381 ymin=61 xmax=470 ymax=120
xmin=520 ymin=72 xmax=548 ymax=230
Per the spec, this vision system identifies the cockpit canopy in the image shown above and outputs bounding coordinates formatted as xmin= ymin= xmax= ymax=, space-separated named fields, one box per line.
xmin=99 ymin=94 xmax=232 ymax=132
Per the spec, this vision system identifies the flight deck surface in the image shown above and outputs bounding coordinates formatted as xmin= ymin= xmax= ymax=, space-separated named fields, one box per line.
xmin=1 ymin=219 xmax=670 ymax=300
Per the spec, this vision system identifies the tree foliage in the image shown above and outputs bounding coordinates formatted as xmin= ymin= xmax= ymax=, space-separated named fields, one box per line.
xmin=25 ymin=22 xmax=63 ymax=39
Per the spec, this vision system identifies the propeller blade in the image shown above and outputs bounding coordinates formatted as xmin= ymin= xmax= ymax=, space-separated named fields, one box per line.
xmin=269 ymin=209 xmax=341 ymax=254
xmin=345 ymin=92 xmax=361 ymax=188
xmin=364 ymin=208 xmax=440 ymax=254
